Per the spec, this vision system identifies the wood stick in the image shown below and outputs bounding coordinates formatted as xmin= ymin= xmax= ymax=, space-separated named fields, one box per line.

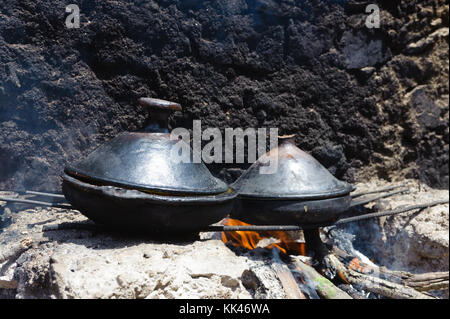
xmin=367 ymin=266 xmax=448 ymax=292
xmin=290 ymin=257 xmax=352 ymax=299
xmin=323 ymin=253 xmax=436 ymax=299
xmin=335 ymin=284 xmax=369 ymax=299
xmin=403 ymin=272 xmax=449 ymax=292
xmin=331 ymin=247 xmax=449 ymax=292
xmin=0 ymin=278 xmax=18 ymax=289
xmin=0 ymin=238 xmax=33 ymax=264
xmin=270 ymin=249 xmax=306 ymax=299
xmin=308 ymin=230 xmax=437 ymax=299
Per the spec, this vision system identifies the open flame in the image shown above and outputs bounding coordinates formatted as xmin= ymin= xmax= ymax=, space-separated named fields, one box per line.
xmin=221 ymin=218 xmax=306 ymax=255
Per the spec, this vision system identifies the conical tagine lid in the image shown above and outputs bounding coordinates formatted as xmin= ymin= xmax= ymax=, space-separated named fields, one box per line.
xmin=232 ymin=136 xmax=353 ymax=200
xmin=64 ymin=98 xmax=229 ymax=195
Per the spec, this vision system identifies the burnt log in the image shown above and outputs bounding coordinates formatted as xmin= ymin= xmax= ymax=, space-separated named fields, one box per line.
xmin=324 ymin=254 xmax=436 ymax=299
xmin=270 ymin=249 xmax=306 ymax=299
xmin=290 ymin=256 xmax=352 ymax=299
xmin=304 ymin=228 xmax=438 ymax=299
xmin=331 ymin=246 xmax=449 ymax=293
xmin=0 ymin=237 xmax=33 ymax=264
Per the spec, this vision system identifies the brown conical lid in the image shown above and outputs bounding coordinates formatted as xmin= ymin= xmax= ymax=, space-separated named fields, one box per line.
xmin=64 ymin=98 xmax=228 ymax=195
xmin=232 ymin=137 xmax=353 ymax=200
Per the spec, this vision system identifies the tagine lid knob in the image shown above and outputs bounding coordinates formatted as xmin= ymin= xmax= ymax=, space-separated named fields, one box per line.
xmin=278 ymin=134 xmax=296 ymax=144
xmin=138 ymin=97 xmax=182 ymax=133
xmin=138 ymin=97 xmax=182 ymax=112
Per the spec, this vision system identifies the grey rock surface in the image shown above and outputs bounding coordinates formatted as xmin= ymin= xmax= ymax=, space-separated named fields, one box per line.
xmin=0 ymin=206 xmax=287 ymax=299
xmin=1 ymin=179 xmax=447 ymax=299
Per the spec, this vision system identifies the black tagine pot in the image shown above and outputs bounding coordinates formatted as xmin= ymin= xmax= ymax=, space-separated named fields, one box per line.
xmin=230 ymin=135 xmax=354 ymax=226
xmin=62 ymin=98 xmax=236 ymax=233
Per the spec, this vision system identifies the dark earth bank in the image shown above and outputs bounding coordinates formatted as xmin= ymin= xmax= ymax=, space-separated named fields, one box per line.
xmin=0 ymin=0 xmax=448 ymax=192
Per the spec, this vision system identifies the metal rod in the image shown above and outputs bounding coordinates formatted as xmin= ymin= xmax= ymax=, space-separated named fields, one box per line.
xmin=41 ymin=199 xmax=448 ymax=233
xmin=349 ymin=187 xmax=409 ymax=207
xmin=0 ymin=196 xmax=72 ymax=209
xmin=37 ymin=195 xmax=447 ymax=233
xmin=350 ymin=184 xmax=408 ymax=198
xmin=204 ymin=225 xmax=303 ymax=232
xmin=43 ymin=222 xmax=100 ymax=232
xmin=334 ymin=199 xmax=449 ymax=225
xmin=24 ymin=190 xmax=66 ymax=199
xmin=7 ymin=190 xmax=66 ymax=199
xmin=206 ymin=199 xmax=448 ymax=232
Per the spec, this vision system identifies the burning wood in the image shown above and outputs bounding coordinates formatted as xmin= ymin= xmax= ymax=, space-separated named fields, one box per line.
xmin=221 ymin=219 xmax=351 ymax=298
xmin=321 ymin=231 xmax=448 ymax=299
xmin=290 ymin=257 xmax=351 ymax=299
xmin=220 ymin=211 xmax=448 ymax=299
xmin=270 ymin=249 xmax=307 ymax=299
xmin=330 ymin=247 xmax=449 ymax=293
xmin=324 ymin=253 xmax=436 ymax=299
xmin=221 ymin=218 xmax=306 ymax=255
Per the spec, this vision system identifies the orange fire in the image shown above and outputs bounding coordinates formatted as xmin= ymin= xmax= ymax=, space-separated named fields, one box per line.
xmin=348 ymin=257 xmax=371 ymax=273
xmin=221 ymin=218 xmax=306 ymax=255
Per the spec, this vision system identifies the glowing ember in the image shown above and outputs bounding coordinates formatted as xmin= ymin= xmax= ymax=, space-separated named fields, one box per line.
xmin=348 ymin=257 xmax=371 ymax=273
xmin=221 ymin=218 xmax=306 ymax=255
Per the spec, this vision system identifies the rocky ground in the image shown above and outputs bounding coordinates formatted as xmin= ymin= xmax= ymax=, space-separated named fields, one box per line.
xmin=0 ymin=179 xmax=447 ymax=299
xmin=336 ymin=179 xmax=449 ymax=274
xmin=0 ymin=206 xmax=284 ymax=299
xmin=0 ymin=0 xmax=448 ymax=192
